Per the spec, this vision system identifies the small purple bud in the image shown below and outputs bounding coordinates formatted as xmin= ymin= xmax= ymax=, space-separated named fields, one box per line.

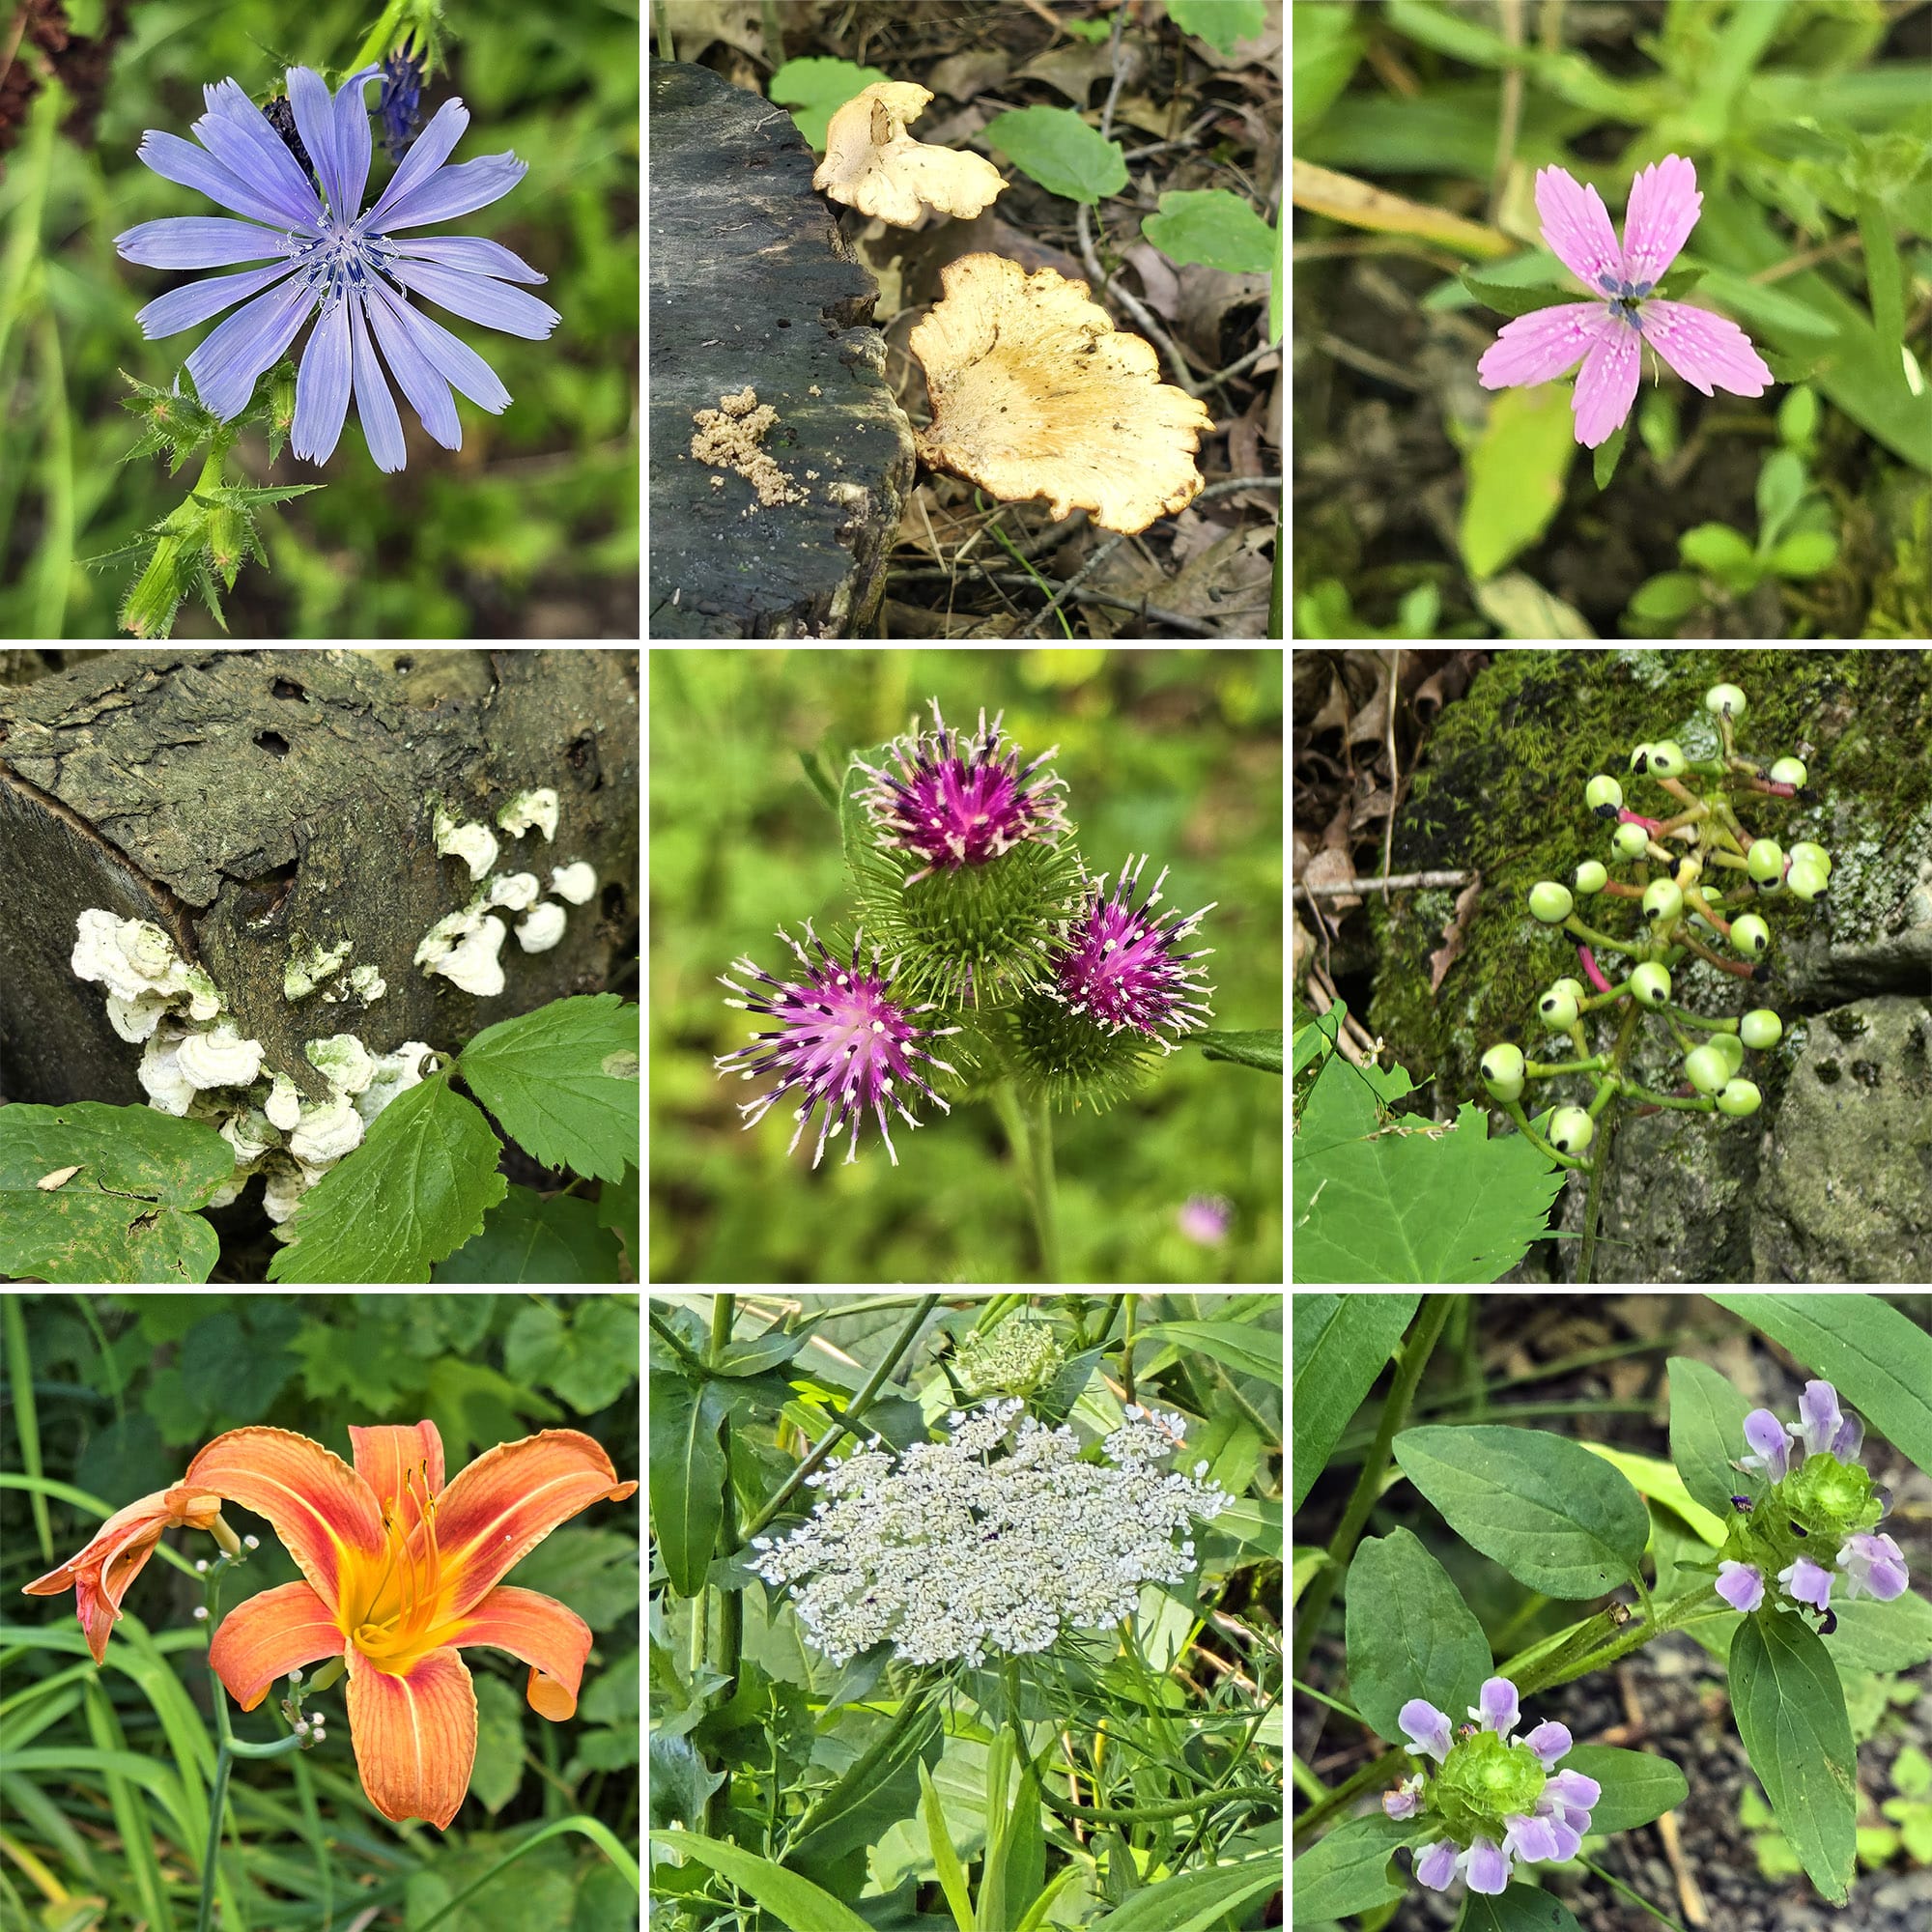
xmin=1731 ymin=1495 xmax=1753 ymax=1512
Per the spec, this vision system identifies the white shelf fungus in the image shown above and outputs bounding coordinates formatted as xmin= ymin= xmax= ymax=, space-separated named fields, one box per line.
xmin=284 ymin=939 xmax=353 ymax=1002
xmin=137 ymin=1033 xmax=196 ymax=1116
xmin=261 ymin=1158 xmax=307 ymax=1227
xmin=289 ymin=1095 xmax=365 ymax=1169
xmin=813 ymin=81 xmax=1006 ymax=227
xmin=218 ymin=1107 xmax=280 ymax=1168
xmin=497 ymin=788 xmax=559 ymax=841
xmin=434 ymin=807 xmax=499 ymax=882
xmin=516 ymin=901 xmax=567 ymax=952
xmin=551 ymin=862 xmax=597 ymax=905
xmin=305 ymin=1033 xmax=374 ymax=1096
xmin=486 ymin=871 xmax=542 ymax=912
xmin=415 ymin=910 xmax=508 ymax=997
xmin=908 ymin=254 xmax=1214 ymax=534
xmin=355 ymin=1041 xmax=437 ymax=1124
xmin=176 ymin=1024 xmax=266 ymax=1093
xmin=72 ymin=910 xmax=202 ymax=1007
xmin=265 ymin=1073 xmax=303 ymax=1131
xmin=105 ymin=990 xmax=173 ymax=1043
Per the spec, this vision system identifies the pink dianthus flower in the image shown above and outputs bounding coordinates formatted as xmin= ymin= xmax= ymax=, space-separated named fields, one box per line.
xmin=1477 ymin=156 xmax=1773 ymax=448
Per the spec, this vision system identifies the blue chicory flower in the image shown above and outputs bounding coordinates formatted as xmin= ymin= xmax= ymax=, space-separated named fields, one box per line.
xmin=115 ymin=65 xmax=559 ymax=471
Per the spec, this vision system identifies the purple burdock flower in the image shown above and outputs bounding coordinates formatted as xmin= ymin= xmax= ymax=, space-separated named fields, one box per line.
xmin=854 ymin=697 xmax=1070 ymax=885
xmin=715 ymin=922 xmax=962 ymax=1167
xmin=1049 ymin=854 xmax=1215 ymax=1048
xmin=1717 ymin=1559 xmax=1765 ymax=1613
xmin=1837 ymin=1531 xmax=1909 ymax=1603
xmin=1477 ymin=156 xmax=1773 ymax=448
xmin=114 ymin=65 xmax=558 ymax=472
xmin=1178 ymin=1193 xmax=1232 ymax=1243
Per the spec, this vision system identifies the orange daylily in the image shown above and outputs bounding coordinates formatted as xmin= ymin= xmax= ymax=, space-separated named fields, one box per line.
xmin=185 ymin=1421 xmax=637 ymax=1829
xmin=22 ymin=1484 xmax=226 ymax=1663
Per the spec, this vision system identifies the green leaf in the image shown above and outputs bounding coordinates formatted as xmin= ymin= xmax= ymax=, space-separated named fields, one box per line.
xmin=1680 ymin=521 xmax=1758 ymax=587
xmin=717 ymin=1318 xmax=818 ymax=1377
xmin=1193 ymin=1027 xmax=1284 ymax=1073
xmin=469 ymin=1672 xmax=526 ymax=1814
xmin=515 ymin=1527 xmax=639 ymax=1631
xmin=1708 ymin=1294 xmax=1932 ymax=1478
xmin=1293 ymin=2 xmax=1369 ymax=131
xmin=1666 ymin=1357 xmax=1753 ymax=1523
xmin=1290 ymin=1814 xmax=1416 ymax=1923
xmin=1166 ymin=0 xmax=1264 ymax=54
xmin=1577 ymin=1442 xmax=1727 ymax=1547
xmin=1592 ymin=417 xmax=1629 ymax=492
xmin=1088 ymin=1853 xmax=1281 ymax=1932
xmin=1559 ymin=1745 xmax=1688 ymax=1834
xmin=648 ymin=1373 xmax=726 ymax=1598
xmin=1292 ymin=1294 xmax=1419 ymax=1511
xmin=1823 ymin=1591 xmax=1932 ymax=1673
xmin=1471 ymin=571 xmax=1595 ymax=639
xmin=1141 ymin=190 xmax=1274 ymax=273
xmin=1628 ymin=571 xmax=1704 ymax=625
xmin=1460 ymin=384 xmax=1579 ymax=580
xmin=458 ymin=995 xmax=639 ymax=1181
xmin=648 ymin=1746 xmax=726 ymax=1833
xmin=270 ymin=1078 xmax=507 ymax=1284
xmin=1755 ymin=448 xmax=1808 ymax=549
xmin=552 ymin=1298 xmax=640 ymax=1413
xmin=180 ymin=1309 xmax=297 ymax=1424
xmin=1345 ymin=1528 xmax=1492 ymax=1746
xmin=1393 ymin=1425 xmax=1649 ymax=1598
xmin=652 ymin=1831 xmax=873 ymax=1932
xmin=982 ymin=107 xmax=1126 ymax=206
xmin=919 ymin=1760 xmax=977 ymax=1932
xmin=1460 ymin=1887 xmax=1585 ymax=1931
xmin=1766 ymin=529 xmax=1838 ymax=578
xmin=1460 ymin=274 xmax=1581 ymax=319
xmin=435 ymin=1186 xmax=621 ymax=1282
xmin=1138 ymin=1318 xmax=1283 ymax=1385
xmin=768 ymin=56 xmax=893 ymax=151
xmin=595 ymin=1165 xmax=638 ymax=1275
xmin=1729 ymin=1609 xmax=1857 ymax=1904
xmin=0 ymin=1102 xmax=229 ymax=1285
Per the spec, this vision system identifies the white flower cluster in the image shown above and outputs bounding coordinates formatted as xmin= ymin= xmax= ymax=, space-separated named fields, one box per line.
xmin=955 ymin=1318 xmax=1065 ymax=1398
xmin=747 ymin=1400 xmax=1230 ymax=1667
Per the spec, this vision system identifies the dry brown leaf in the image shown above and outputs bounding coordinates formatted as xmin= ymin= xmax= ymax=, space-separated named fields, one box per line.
xmin=813 ymin=81 xmax=1007 ymax=227
xmin=926 ymin=49 xmax=1010 ymax=100
xmin=908 ymin=254 xmax=1213 ymax=534
xmin=1427 ymin=876 xmax=1484 ymax=995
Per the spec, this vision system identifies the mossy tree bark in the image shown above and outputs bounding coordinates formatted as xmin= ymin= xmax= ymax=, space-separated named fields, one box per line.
xmin=0 ymin=649 xmax=639 ymax=1108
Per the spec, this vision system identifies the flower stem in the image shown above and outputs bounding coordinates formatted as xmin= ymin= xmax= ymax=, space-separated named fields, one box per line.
xmin=1292 ymin=1294 xmax=1450 ymax=1681
xmin=1024 ymin=1087 xmax=1061 ymax=1280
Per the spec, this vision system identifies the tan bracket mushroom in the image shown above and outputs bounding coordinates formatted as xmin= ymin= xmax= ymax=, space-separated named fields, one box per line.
xmin=812 ymin=82 xmax=1007 ymax=228
xmin=908 ymin=254 xmax=1214 ymax=536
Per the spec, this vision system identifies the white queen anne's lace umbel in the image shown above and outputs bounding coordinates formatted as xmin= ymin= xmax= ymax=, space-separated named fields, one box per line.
xmin=748 ymin=1400 xmax=1230 ymax=1667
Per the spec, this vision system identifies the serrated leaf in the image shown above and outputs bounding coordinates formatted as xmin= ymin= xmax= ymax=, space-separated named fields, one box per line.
xmin=433 ymin=1185 xmax=621 ymax=1283
xmin=983 ymin=106 xmax=1127 ymax=206
xmin=458 ymin=995 xmax=639 ymax=1181
xmin=0 ymin=1102 xmax=229 ymax=1284
xmin=270 ymin=1077 xmax=507 ymax=1284
xmin=1142 ymin=189 xmax=1275 ymax=273
xmin=549 ymin=1298 xmax=640 ymax=1413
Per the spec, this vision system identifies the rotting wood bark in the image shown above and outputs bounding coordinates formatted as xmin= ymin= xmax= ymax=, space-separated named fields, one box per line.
xmin=0 ymin=649 xmax=639 ymax=1108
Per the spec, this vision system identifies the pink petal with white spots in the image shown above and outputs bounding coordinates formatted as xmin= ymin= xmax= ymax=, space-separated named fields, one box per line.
xmin=1477 ymin=302 xmax=1620 ymax=389
xmin=1642 ymin=300 xmax=1773 ymax=397
xmin=1620 ymin=155 xmax=1701 ymax=288
xmin=1572 ymin=322 xmax=1642 ymax=446
xmin=1535 ymin=165 xmax=1624 ymax=289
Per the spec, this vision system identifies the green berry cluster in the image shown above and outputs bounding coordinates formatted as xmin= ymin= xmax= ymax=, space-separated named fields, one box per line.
xmin=1479 ymin=681 xmax=1828 ymax=1169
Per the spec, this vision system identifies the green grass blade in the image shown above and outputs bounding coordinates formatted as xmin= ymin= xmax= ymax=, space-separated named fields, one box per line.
xmin=3 ymin=1295 xmax=52 ymax=1562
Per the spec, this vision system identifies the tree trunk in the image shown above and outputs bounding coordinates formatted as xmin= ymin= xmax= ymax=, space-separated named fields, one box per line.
xmin=0 ymin=649 xmax=639 ymax=1108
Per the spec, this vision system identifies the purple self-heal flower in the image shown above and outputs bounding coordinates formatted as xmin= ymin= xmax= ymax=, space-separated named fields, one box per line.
xmin=114 ymin=66 xmax=558 ymax=472
xmin=1400 ymin=1696 xmax=1455 ymax=1763
xmin=1717 ymin=1559 xmax=1765 ymax=1612
xmin=1383 ymin=1774 xmax=1424 ymax=1820
xmin=1413 ymin=1839 xmax=1460 ymax=1889
xmin=1837 ymin=1531 xmax=1909 ymax=1603
xmin=1523 ymin=1719 xmax=1572 ymax=1768
xmin=1459 ymin=1838 xmax=1512 ymax=1895
xmin=1476 ymin=156 xmax=1773 ymax=448
xmin=853 ymin=698 xmax=1070 ymax=884
xmin=1739 ymin=1407 xmax=1794 ymax=1482
xmin=715 ymin=922 xmax=962 ymax=1166
xmin=1779 ymin=1555 xmax=1834 ymax=1612
xmin=1047 ymin=854 xmax=1215 ymax=1048
xmin=1471 ymin=1676 xmax=1520 ymax=1739
xmin=1796 ymin=1380 xmax=1861 ymax=1460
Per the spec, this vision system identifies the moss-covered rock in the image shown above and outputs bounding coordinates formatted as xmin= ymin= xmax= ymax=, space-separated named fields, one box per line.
xmin=1369 ymin=648 xmax=1932 ymax=1283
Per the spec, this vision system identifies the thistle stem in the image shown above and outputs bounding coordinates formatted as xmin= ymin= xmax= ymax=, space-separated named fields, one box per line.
xmin=990 ymin=1079 xmax=1061 ymax=1280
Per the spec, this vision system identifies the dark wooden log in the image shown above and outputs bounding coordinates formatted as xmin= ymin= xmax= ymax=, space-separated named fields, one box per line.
xmin=0 ymin=649 xmax=639 ymax=1107
xmin=648 ymin=61 xmax=916 ymax=639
